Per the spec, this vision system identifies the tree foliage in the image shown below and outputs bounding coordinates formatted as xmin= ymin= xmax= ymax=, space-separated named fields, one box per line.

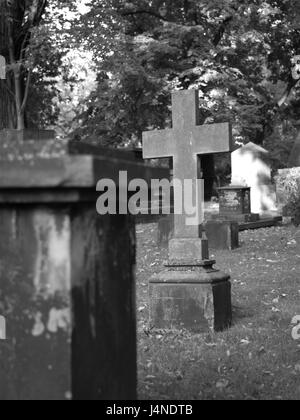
xmin=74 ymin=0 xmax=300 ymax=167
xmin=0 ymin=0 xmax=74 ymax=129
xmin=1 ymin=0 xmax=300 ymax=170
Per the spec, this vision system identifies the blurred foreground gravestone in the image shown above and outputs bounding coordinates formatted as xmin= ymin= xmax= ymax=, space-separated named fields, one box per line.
xmin=0 ymin=129 xmax=166 ymax=400
xmin=143 ymin=90 xmax=233 ymax=332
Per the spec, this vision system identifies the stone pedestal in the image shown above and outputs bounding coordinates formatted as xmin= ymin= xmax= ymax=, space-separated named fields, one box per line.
xmin=150 ymin=235 xmax=232 ymax=332
xmin=149 ymin=260 xmax=232 ymax=332
xmin=0 ymin=130 xmax=163 ymax=400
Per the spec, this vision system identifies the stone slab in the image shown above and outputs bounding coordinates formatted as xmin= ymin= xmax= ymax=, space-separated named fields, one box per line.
xmin=0 ymin=150 xmax=169 ymax=190
xmin=239 ymin=216 xmax=282 ymax=231
xmin=211 ymin=213 xmax=260 ymax=223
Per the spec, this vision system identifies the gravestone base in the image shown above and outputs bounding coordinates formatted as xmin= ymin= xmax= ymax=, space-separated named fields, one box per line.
xmin=205 ymin=220 xmax=239 ymax=250
xmin=149 ymin=261 xmax=232 ymax=333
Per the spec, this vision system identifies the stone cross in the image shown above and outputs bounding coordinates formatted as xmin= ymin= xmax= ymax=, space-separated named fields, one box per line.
xmin=143 ymin=91 xmax=233 ymax=332
xmin=143 ymin=90 xmax=233 ymax=241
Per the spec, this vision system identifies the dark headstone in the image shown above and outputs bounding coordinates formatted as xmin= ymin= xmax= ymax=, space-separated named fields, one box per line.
xmin=219 ymin=186 xmax=251 ymax=215
xmin=0 ymin=130 xmax=164 ymax=400
xmin=157 ymin=215 xmax=239 ymax=251
xmin=205 ymin=220 xmax=239 ymax=250
xmin=217 ymin=186 xmax=259 ymax=222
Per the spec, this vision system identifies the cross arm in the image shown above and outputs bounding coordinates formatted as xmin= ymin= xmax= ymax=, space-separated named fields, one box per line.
xmin=142 ymin=129 xmax=175 ymax=159
xmin=192 ymin=123 xmax=233 ymax=155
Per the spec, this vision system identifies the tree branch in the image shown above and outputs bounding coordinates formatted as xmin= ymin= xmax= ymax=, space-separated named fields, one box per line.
xmin=213 ymin=15 xmax=234 ymax=47
xmin=28 ymin=0 xmax=48 ymax=26
xmin=277 ymin=78 xmax=299 ymax=107
xmin=21 ymin=68 xmax=31 ymax=113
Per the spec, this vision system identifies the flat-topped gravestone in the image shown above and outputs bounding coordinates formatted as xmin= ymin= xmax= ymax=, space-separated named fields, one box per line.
xmin=143 ymin=90 xmax=232 ymax=332
xmin=219 ymin=186 xmax=251 ymax=217
xmin=231 ymin=142 xmax=277 ymax=214
xmin=0 ymin=129 xmax=167 ymax=400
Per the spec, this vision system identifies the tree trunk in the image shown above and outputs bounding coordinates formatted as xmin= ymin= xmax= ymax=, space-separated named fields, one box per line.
xmin=0 ymin=0 xmax=26 ymax=130
xmin=0 ymin=2 xmax=15 ymax=129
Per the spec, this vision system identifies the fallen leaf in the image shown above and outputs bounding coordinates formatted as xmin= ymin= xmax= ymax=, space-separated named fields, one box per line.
xmin=216 ymin=379 xmax=229 ymax=390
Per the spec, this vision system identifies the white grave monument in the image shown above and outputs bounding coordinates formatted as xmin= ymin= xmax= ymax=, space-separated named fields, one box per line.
xmin=231 ymin=142 xmax=277 ymax=214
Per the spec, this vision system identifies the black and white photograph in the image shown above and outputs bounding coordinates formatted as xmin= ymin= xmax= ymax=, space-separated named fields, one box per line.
xmin=0 ymin=0 xmax=300 ymax=404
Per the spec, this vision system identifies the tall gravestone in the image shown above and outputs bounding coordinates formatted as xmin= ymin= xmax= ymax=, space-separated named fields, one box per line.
xmin=0 ymin=129 xmax=165 ymax=400
xmin=231 ymin=142 xmax=277 ymax=214
xmin=143 ymin=90 xmax=232 ymax=332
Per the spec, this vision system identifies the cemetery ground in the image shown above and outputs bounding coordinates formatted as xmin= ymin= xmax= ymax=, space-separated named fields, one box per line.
xmin=136 ymin=222 xmax=300 ymax=400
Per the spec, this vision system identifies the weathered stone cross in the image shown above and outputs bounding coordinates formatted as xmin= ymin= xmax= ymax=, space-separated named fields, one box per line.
xmin=143 ymin=89 xmax=233 ymax=243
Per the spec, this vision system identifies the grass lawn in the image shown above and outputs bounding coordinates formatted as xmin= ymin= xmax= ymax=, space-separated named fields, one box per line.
xmin=136 ymin=223 xmax=300 ymax=400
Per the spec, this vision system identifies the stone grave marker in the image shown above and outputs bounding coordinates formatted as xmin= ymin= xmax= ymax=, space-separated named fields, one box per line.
xmin=217 ymin=186 xmax=257 ymax=222
xmin=231 ymin=142 xmax=277 ymax=214
xmin=143 ymin=90 xmax=233 ymax=332
xmin=0 ymin=129 xmax=165 ymax=400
